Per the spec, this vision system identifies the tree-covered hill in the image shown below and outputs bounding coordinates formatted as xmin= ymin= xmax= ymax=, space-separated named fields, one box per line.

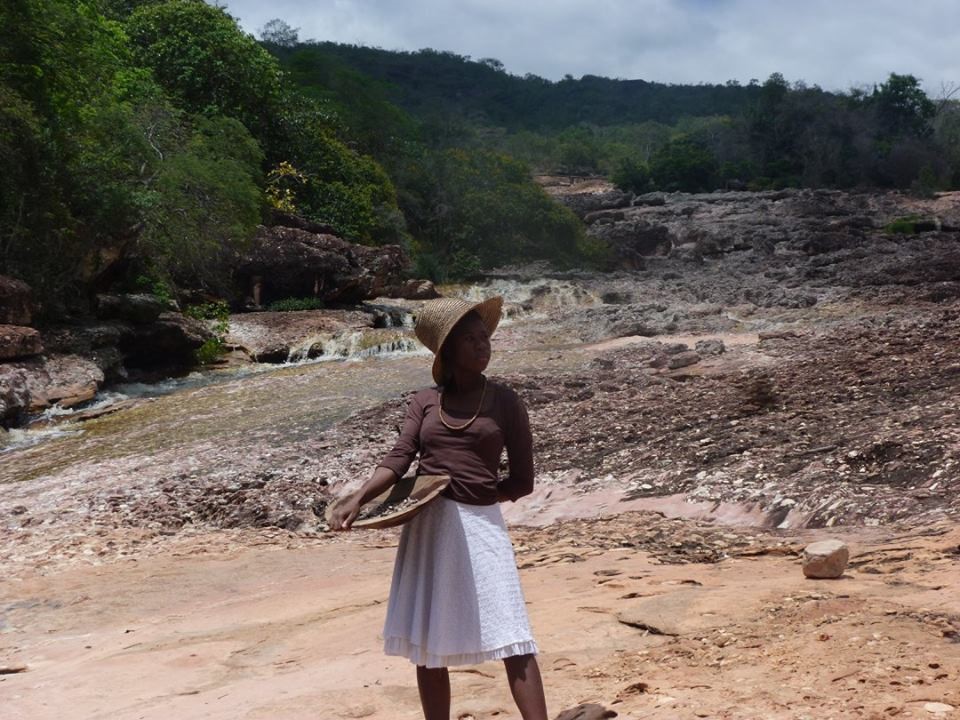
xmin=272 ymin=41 xmax=764 ymax=130
xmin=3 ymin=3 xmax=958 ymax=325
xmin=271 ymin=32 xmax=959 ymax=195
xmin=0 ymin=1 xmax=589 ymax=322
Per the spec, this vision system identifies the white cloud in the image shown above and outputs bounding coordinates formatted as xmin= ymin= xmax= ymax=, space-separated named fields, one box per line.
xmin=219 ymin=0 xmax=960 ymax=93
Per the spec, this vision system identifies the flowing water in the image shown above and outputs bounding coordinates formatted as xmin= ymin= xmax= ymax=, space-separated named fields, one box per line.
xmin=0 ymin=280 xmax=599 ymax=486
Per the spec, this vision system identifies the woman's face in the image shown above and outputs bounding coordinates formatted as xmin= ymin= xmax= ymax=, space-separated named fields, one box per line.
xmin=446 ymin=312 xmax=491 ymax=375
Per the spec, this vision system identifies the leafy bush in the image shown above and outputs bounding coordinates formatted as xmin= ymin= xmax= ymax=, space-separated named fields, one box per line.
xmin=195 ymin=337 xmax=226 ymax=365
xmin=884 ymin=215 xmax=922 ymax=234
xmin=650 ymin=137 xmax=718 ymax=192
xmin=185 ymin=300 xmax=230 ymax=364
xmin=266 ymin=297 xmax=326 ymax=312
xmin=184 ymin=300 xmax=230 ymax=321
xmin=612 ymin=157 xmax=652 ymax=194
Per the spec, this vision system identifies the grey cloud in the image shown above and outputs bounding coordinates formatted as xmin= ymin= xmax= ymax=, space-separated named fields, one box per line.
xmin=220 ymin=0 xmax=960 ymax=92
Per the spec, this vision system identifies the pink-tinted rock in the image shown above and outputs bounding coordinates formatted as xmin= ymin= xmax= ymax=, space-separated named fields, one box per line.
xmin=0 ymin=365 xmax=31 ymax=427
xmin=803 ymin=539 xmax=850 ymax=579
xmin=16 ymin=354 xmax=105 ymax=411
xmin=0 ymin=325 xmax=43 ymax=360
xmin=237 ymin=223 xmax=408 ymax=306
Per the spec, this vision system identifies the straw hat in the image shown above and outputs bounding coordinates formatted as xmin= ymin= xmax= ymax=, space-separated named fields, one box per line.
xmin=415 ymin=295 xmax=503 ymax=385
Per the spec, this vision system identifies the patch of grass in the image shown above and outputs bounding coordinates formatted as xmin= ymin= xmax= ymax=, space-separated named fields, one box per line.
xmin=266 ymin=297 xmax=326 ymax=312
xmin=884 ymin=215 xmax=922 ymax=234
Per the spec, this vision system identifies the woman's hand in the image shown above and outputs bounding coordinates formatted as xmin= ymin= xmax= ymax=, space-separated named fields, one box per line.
xmin=329 ymin=494 xmax=361 ymax=531
xmin=329 ymin=467 xmax=401 ymax=530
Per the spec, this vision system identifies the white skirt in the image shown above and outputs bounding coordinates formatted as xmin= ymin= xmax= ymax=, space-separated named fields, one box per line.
xmin=383 ymin=496 xmax=538 ymax=668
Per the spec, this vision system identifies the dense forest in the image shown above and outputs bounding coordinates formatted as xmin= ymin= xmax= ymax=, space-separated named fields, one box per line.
xmin=1 ymin=1 xmax=957 ymax=323
xmin=276 ymin=36 xmax=959 ymax=192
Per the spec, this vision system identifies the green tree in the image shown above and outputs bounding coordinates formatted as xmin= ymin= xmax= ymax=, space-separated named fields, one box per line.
xmin=259 ymin=18 xmax=299 ymax=48
xmin=872 ymin=73 xmax=936 ymax=139
xmin=650 ymin=137 xmax=718 ymax=192
xmin=126 ymin=0 xmax=286 ymax=143
xmin=611 ymin=157 xmax=652 ymax=193
xmin=143 ymin=116 xmax=264 ymax=291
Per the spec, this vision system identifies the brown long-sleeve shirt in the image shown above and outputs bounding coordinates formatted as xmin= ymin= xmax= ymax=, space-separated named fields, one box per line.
xmin=377 ymin=381 xmax=535 ymax=505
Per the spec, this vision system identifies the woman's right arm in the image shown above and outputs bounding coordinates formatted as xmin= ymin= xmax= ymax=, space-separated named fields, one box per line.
xmin=329 ymin=391 xmax=427 ymax=531
xmin=328 ymin=465 xmax=401 ymax=530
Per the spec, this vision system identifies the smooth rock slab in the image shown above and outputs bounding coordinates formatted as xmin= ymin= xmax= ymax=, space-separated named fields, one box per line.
xmin=803 ymin=539 xmax=850 ymax=578
xmin=616 ymin=589 xmax=709 ymax=636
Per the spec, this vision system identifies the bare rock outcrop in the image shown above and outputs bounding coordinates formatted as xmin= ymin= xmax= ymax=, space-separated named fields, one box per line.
xmin=0 ymin=365 xmax=31 ymax=427
xmin=95 ymin=293 xmax=170 ymax=324
xmin=2 ymin=354 xmax=105 ymax=413
xmin=551 ymin=187 xmax=960 ymax=272
xmin=236 ymin=221 xmax=412 ymax=306
xmin=0 ymin=325 xmax=43 ymax=360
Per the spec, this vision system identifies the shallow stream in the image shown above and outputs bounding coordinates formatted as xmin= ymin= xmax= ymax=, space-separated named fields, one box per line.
xmin=0 ymin=280 xmax=599 ymax=486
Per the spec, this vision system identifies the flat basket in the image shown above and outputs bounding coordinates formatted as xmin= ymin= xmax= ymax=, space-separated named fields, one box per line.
xmin=327 ymin=474 xmax=450 ymax=530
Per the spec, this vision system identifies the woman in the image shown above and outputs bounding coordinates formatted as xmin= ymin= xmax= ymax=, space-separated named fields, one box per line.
xmin=330 ymin=295 xmax=549 ymax=720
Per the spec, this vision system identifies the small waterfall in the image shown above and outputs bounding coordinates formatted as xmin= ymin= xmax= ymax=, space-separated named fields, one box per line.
xmin=1 ymin=425 xmax=83 ymax=454
xmin=287 ymin=328 xmax=427 ymax=363
xmin=452 ymin=278 xmax=602 ymax=319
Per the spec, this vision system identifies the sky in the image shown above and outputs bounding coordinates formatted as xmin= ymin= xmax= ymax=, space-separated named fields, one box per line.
xmin=218 ymin=0 xmax=960 ymax=94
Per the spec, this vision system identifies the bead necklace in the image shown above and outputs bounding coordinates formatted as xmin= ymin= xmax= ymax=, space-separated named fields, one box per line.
xmin=439 ymin=376 xmax=487 ymax=431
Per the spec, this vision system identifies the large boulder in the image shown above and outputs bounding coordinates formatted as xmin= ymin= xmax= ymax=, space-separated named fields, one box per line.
xmin=43 ymin=321 xmax=134 ymax=382
xmin=0 ymin=275 xmax=33 ymax=325
xmin=588 ymin=220 xmax=675 ymax=269
xmin=31 ymin=355 xmax=104 ymax=410
xmin=3 ymin=354 xmax=105 ymax=413
xmin=122 ymin=312 xmax=213 ymax=371
xmin=0 ymin=325 xmax=43 ymax=360
xmin=0 ymin=365 xmax=31 ymax=427
xmin=95 ymin=293 xmax=169 ymax=324
xmin=803 ymin=539 xmax=850 ymax=579
xmin=237 ymin=223 xmax=409 ymax=306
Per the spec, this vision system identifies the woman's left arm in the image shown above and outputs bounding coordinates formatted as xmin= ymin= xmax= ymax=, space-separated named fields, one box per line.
xmin=498 ymin=389 xmax=535 ymax=502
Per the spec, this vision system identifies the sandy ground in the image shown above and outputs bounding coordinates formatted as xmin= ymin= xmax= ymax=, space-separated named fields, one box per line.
xmin=3 ymin=517 xmax=959 ymax=720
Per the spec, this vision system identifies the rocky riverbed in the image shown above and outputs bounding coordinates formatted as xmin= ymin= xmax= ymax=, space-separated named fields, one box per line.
xmin=2 ymin=188 xmax=960 ymax=719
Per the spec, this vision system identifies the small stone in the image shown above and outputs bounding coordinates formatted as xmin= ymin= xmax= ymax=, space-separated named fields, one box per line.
xmin=803 ymin=539 xmax=849 ymax=579
xmin=924 ymin=702 xmax=954 ymax=715
xmin=695 ymin=339 xmax=725 ymax=355
xmin=668 ymin=351 xmax=701 ymax=369
xmin=554 ymin=704 xmax=618 ymax=720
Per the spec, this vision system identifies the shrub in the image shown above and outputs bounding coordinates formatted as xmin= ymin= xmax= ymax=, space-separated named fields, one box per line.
xmin=884 ymin=215 xmax=922 ymax=234
xmin=185 ymin=300 xmax=231 ymax=364
xmin=266 ymin=297 xmax=326 ymax=312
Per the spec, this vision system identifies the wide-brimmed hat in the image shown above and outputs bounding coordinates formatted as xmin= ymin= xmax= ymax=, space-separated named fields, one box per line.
xmin=415 ymin=295 xmax=503 ymax=385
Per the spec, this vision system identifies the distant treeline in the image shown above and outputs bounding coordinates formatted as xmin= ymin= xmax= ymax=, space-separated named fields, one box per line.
xmin=2 ymin=2 xmax=955 ymax=321
xmin=278 ymin=38 xmax=959 ymax=194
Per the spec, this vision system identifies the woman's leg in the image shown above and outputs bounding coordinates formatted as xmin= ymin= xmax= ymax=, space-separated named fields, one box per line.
xmin=416 ymin=665 xmax=450 ymax=720
xmin=504 ymin=654 xmax=548 ymax=720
